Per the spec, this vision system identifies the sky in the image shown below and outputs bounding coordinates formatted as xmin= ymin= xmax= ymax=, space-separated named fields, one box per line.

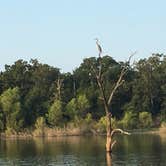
xmin=0 ymin=0 xmax=166 ymax=72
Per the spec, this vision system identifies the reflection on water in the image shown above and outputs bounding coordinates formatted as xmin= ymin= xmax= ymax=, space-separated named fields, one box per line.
xmin=106 ymin=152 xmax=112 ymax=166
xmin=0 ymin=134 xmax=166 ymax=166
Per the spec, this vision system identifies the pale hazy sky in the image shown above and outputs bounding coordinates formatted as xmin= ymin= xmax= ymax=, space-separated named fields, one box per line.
xmin=0 ymin=0 xmax=166 ymax=72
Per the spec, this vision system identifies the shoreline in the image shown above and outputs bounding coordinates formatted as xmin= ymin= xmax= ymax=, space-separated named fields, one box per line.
xmin=0 ymin=127 xmax=165 ymax=139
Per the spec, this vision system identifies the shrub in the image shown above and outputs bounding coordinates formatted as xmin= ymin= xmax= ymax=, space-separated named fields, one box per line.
xmin=0 ymin=111 xmax=4 ymax=131
xmin=96 ymin=116 xmax=107 ymax=133
xmin=95 ymin=116 xmax=120 ymax=133
xmin=85 ymin=113 xmax=93 ymax=124
xmin=35 ymin=117 xmax=45 ymax=129
xmin=77 ymin=94 xmax=90 ymax=117
xmin=121 ymin=111 xmax=138 ymax=129
xmin=80 ymin=113 xmax=94 ymax=133
xmin=0 ymin=87 xmax=23 ymax=132
xmin=139 ymin=112 xmax=152 ymax=128
xmin=5 ymin=127 xmax=16 ymax=136
xmin=33 ymin=117 xmax=46 ymax=136
xmin=66 ymin=98 xmax=77 ymax=120
xmin=160 ymin=109 xmax=166 ymax=122
xmin=47 ymin=100 xmax=63 ymax=126
xmin=161 ymin=122 xmax=166 ymax=128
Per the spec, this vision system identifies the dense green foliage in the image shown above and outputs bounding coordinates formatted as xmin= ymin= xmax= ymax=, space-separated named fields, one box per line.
xmin=47 ymin=100 xmax=63 ymax=126
xmin=0 ymin=87 xmax=23 ymax=131
xmin=0 ymin=54 xmax=166 ymax=132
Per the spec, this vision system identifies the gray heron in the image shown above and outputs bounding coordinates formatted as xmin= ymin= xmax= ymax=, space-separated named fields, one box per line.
xmin=95 ymin=38 xmax=102 ymax=57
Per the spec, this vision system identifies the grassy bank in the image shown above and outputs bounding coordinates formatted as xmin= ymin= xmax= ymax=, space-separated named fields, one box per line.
xmin=1 ymin=116 xmax=165 ymax=138
xmin=1 ymin=126 xmax=166 ymax=139
xmin=0 ymin=127 xmax=93 ymax=139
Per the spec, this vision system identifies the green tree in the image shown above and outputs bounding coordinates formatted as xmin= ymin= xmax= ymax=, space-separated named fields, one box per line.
xmin=33 ymin=116 xmax=46 ymax=136
xmin=128 ymin=54 xmax=163 ymax=116
xmin=0 ymin=87 xmax=23 ymax=131
xmin=139 ymin=112 xmax=152 ymax=128
xmin=23 ymin=60 xmax=60 ymax=126
xmin=121 ymin=111 xmax=138 ymax=129
xmin=0 ymin=106 xmax=4 ymax=131
xmin=47 ymin=100 xmax=63 ymax=126
xmin=66 ymin=98 xmax=77 ymax=119
xmin=66 ymin=94 xmax=89 ymax=119
xmin=77 ymin=94 xmax=90 ymax=117
xmin=160 ymin=56 xmax=166 ymax=122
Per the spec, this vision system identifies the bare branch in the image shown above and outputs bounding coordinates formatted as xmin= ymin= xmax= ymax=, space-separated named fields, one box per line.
xmin=87 ymin=57 xmax=109 ymax=115
xmin=111 ymin=128 xmax=131 ymax=138
xmin=55 ymin=77 xmax=64 ymax=100
xmin=99 ymin=97 xmax=104 ymax=101
xmin=90 ymin=65 xmax=98 ymax=80
xmin=98 ymin=57 xmax=102 ymax=81
xmin=110 ymin=129 xmax=131 ymax=151
xmin=107 ymin=52 xmax=136 ymax=106
xmin=111 ymin=140 xmax=117 ymax=151
xmin=107 ymin=69 xmax=125 ymax=106
xmin=97 ymin=78 xmax=109 ymax=114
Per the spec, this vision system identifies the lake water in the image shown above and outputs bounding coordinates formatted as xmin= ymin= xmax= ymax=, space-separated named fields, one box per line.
xmin=0 ymin=134 xmax=165 ymax=166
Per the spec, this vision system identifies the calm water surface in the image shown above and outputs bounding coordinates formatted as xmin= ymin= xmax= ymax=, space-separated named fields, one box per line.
xmin=0 ymin=134 xmax=165 ymax=166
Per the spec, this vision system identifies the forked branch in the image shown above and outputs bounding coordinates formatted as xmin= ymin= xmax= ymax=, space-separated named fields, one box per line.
xmin=110 ymin=128 xmax=131 ymax=151
xmin=111 ymin=128 xmax=131 ymax=138
xmin=107 ymin=52 xmax=136 ymax=106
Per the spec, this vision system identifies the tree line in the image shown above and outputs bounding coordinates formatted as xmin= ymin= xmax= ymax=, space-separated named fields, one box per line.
xmin=0 ymin=54 xmax=166 ymax=133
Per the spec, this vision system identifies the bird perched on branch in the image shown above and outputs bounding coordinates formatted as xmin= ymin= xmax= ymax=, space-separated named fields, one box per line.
xmin=95 ymin=38 xmax=102 ymax=58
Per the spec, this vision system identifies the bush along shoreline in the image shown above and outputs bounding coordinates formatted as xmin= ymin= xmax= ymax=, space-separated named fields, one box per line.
xmin=1 ymin=113 xmax=165 ymax=138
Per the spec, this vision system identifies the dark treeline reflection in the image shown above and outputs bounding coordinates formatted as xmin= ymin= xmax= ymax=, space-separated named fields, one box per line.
xmin=0 ymin=135 xmax=166 ymax=165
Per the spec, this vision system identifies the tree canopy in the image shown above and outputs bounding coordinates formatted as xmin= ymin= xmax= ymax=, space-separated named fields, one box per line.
xmin=0 ymin=54 xmax=165 ymax=132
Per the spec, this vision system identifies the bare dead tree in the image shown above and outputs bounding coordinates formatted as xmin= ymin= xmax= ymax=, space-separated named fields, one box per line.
xmin=89 ymin=40 xmax=135 ymax=153
xmin=55 ymin=76 xmax=63 ymax=100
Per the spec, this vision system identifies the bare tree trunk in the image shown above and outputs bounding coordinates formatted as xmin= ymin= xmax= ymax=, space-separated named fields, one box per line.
xmin=106 ymin=113 xmax=112 ymax=152
xmin=55 ymin=77 xmax=63 ymax=100
xmin=89 ymin=39 xmax=134 ymax=153
xmin=106 ymin=152 xmax=112 ymax=166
